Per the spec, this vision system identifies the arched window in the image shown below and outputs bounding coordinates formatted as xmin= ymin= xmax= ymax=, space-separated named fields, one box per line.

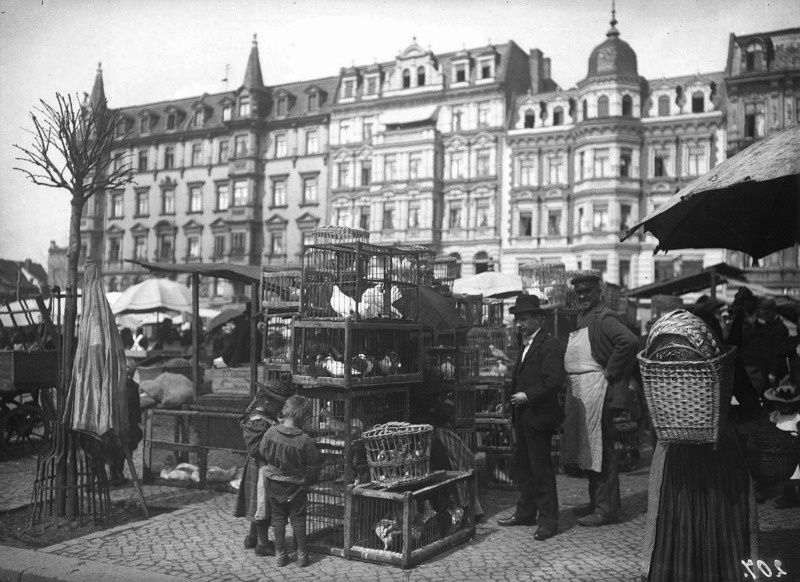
xmin=622 ymin=95 xmax=633 ymax=117
xmin=597 ymin=95 xmax=610 ymax=118
xmin=402 ymin=69 xmax=411 ymax=89
xmin=524 ymin=110 xmax=535 ymax=129
xmin=746 ymin=43 xmax=763 ymax=72
xmin=658 ymin=95 xmax=670 ymax=117
xmin=474 ymin=251 xmax=490 ymax=275
xmin=417 ymin=66 xmax=426 ymax=87
xmin=552 ymin=106 xmax=564 ymax=126
xmin=582 ymin=99 xmax=588 ymax=120
xmin=691 ymin=91 xmax=705 ymax=113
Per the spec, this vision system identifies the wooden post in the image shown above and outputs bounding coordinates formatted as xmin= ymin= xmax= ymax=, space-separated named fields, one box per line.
xmin=192 ymin=272 xmax=200 ymax=400
xmin=250 ymin=283 xmax=259 ymax=398
xmin=709 ymin=268 xmax=717 ymax=300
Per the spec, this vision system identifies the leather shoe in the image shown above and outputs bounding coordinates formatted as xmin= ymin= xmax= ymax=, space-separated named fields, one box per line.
xmin=533 ymin=528 xmax=556 ymax=541
xmin=577 ymin=512 xmax=613 ymax=527
xmin=571 ymin=503 xmax=595 ymax=517
xmin=497 ymin=514 xmax=536 ymax=527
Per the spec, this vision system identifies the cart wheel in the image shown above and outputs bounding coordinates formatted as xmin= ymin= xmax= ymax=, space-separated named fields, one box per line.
xmin=0 ymin=402 xmax=51 ymax=456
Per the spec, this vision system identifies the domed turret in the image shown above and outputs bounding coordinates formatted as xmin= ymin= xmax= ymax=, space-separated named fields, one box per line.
xmin=585 ymin=9 xmax=638 ymax=80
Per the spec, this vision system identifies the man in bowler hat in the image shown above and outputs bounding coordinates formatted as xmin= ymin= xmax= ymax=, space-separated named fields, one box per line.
xmin=497 ymin=294 xmax=564 ymax=541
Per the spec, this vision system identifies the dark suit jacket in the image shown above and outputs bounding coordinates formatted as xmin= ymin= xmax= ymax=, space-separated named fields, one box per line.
xmin=511 ymin=329 xmax=565 ymax=431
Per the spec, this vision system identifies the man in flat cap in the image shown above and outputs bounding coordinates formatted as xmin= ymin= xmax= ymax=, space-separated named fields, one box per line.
xmin=497 ymin=294 xmax=564 ymax=541
xmin=562 ymin=274 xmax=637 ymax=527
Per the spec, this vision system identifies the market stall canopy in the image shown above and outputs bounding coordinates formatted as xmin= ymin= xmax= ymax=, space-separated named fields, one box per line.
xmin=111 ymin=278 xmax=192 ymax=314
xmin=625 ymin=263 xmax=746 ymax=299
xmin=206 ymin=307 xmax=245 ymax=334
xmin=395 ymin=286 xmax=468 ymax=331
xmin=453 ymin=271 xmax=524 ymax=299
xmin=126 ymin=260 xmax=298 ymax=283
xmin=0 ymin=259 xmax=46 ymax=302
xmin=621 ymin=123 xmax=800 ymax=260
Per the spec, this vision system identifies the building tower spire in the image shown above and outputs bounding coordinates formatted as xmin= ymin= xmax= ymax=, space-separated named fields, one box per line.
xmin=89 ymin=62 xmax=107 ymax=109
xmin=607 ymin=0 xmax=620 ymax=38
xmin=241 ymin=33 xmax=264 ymax=89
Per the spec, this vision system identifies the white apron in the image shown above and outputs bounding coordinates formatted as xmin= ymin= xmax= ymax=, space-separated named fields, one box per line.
xmin=562 ymin=327 xmax=607 ymax=472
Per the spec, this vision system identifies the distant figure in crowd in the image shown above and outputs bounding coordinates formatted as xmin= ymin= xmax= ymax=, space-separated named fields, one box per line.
xmin=132 ymin=326 xmax=148 ymax=351
xmin=759 ymin=297 xmax=794 ymax=386
xmin=106 ymin=358 xmax=144 ymax=486
xmin=497 ymin=294 xmax=564 ymax=542
xmin=226 ymin=302 xmax=262 ymax=367
xmin=740 ymin=294 xmax=771 ymax=397
xmin=563 ymin=274 xmax=638 ymax=527
xmin=153 ymin=318 xmax=181 ymax=351
xmin=119 ymin=327 xmax=134 ymax=350
xmin=259 ymin=395 xmax=321 ymax=568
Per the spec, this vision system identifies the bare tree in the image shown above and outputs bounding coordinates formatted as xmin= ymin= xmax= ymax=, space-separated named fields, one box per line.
xmin=14 ymin=92 xmax=133 ymax=524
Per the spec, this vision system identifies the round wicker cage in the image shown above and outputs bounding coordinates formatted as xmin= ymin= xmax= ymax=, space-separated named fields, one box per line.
xmin=310 ymin=225 xmax=369 ymax=245
xmin=646 ymin=309 xmax=722 ymax=360
xmin=361 ymin=422 xmax=433 ymax=488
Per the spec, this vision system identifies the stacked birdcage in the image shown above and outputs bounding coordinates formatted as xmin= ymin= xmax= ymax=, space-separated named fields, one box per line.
xmin=261 ymin=269 xmax=301 ymax=376
xmin=482 ymin=298 xmax=505 ymax=327
xmin=433 ymin=254 xmax=459 ymax=295
xmin=452 ymin=294 xmax=483 ymax=327
xmin=311 ymin=225 xmax=370 ymax=245
xmin=519 ymin=261 xmax=568 ymax=306
xmin=423 ymin=346 xmax=479 ymax=429
xmin=302 ymin=385 xmax=411 ymax=556
xmin=466 ymin=326 xmax=517 ymax=385
xmin=398 ymin=245 xmax=437 ymax=287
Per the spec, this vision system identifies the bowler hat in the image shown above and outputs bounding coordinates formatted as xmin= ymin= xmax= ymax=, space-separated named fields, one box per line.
xmin=509 ymin=294 xmax=544 ymax=315
xmin=570 ymin=274 xmax=602 ymax=288
xmin=255 ymin=379 xmax=292 ymax=402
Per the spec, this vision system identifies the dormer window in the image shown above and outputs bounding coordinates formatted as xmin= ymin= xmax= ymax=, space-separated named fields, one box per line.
xmin=167 ymin=113 xmax=176 ymax=131
xmin=552 ymin=107 xmax=564 ymax=126
xmin=622 ymin=95 xmax=633 ymax=117
xmin=658 ymin=95 xmax=670 ymax=116
xmin=276 ymin=97 xmax=287 ymax=116
xmin=307 ymin=93 xmax=318 ymax=111
xmin=402 ymin=69 xmax=411 ymax=89
xmin=343 ymin=79 xmax=355 ymax=99
xmin=746 ymin=42 xmax=764 ymax=72
xmin=139 ymin=116 xmax=150 ymax=134
xmin=454 ymin=63 xmax=468 ymax=83
xmin=239 ymin=96 xmax=250 ymax=117
xmin=365 ymin=76 xmax=378 ymax=95
xmin=222 ymin=105 xmax=232 ymax=121
xmin=691 ymin=91 xmax=704 ymax=113
xmin=417 ymin=66 xmax=426 ymax=87
xmin=524 ymin=110 xmax=535 ymax=129
xmin=193 ymin=109 xmax=204 ymax=127
xmin=479 ymin=57 xmax=494 ymax=79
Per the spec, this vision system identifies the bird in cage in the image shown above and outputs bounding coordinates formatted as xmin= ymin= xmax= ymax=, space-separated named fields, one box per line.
xmin=440 ymin=356 xmax=456 ymax=380
xmin=488 ymin=343 xmax=512 ymax=364
xmin=378 ymin=351 xmax=402 ymax=376
xmin=330 ymin=284 xmax=358 ymax=317
xmin=360 ymin=283 xmax=402 ymax=318
xmin=496 ymin=359 xmax=508 ymax=377
xmin=351 ymin=353 xmax=375 ymax=377
xmin=323 ymin=355 xmax=361 ymax=378
xmin=375 ymin=516 xmax=403 ymax=551
xmin=320 ymin=402 xmax=365 ymax=438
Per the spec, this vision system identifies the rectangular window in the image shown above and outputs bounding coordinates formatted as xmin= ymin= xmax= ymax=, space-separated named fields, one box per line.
xmin=307 ymin=93 xmax=318 ymax=111
xmin=408 ymin=203 xmax=420 ymax=228
xmin=366 ymin=77 xmax=377 ymax=95
xmin=218 ymin=140 xmax=229 ymax=164
xmin=362 ymin=122 xmax=373 ymax=143
xmin=276 ymin=97 xmax=286 ymax=116
xmin=187 ymin=236 xmax=200 ymax=259
xmin=450 ymin=153 xmax=464 ymax=179
xmin=222 ymin=105 xmax=231 ymax=121
xmin=134 ymin=236 xmax=147 ymax=260
xmin=593 ymin=204 xmax=609 ymax=232
xmin=520 ymin=158 xmax=535 ymax=186
xmin=686 ymin=147 xmax=706 ymax=176
xmin=476 ymin=201 xmax=491 ymax=227
xmin=193 ymin=109 xmax=203 ymax=127
xmin=306 ymin=130 xmax=318 ymax=154
xmin=189 ymin=185 xmax=202 ymax=213
xmin=191 ymin=143 xmax=202 ymax=166
xmin=113 ymin=153 xmax=123 ymax=172
xmin=216 ymin=183 xmax=229 ymax=210
xmin=233 ymin=180 xmax=248 ymax=206
xmin=110 ymin=192 xmax=123 ymax=218
xmin=272 ymin=179 xmax=287 ymax=207
xmin=361 ymin=160 xmax=371 ymax=186
xmin=335 ymin=208 xmax=348 ymax=227
xmin=454 ymin=63 xmax=467 ymax=83
xmin=620 ymin=148 xmax=632 ymax=177
xmin=593 ymin=149 xmax=609 ymax=178
xmin=343 ymin=80 xmax=355 ymax=98
xmin=136 ymin=190 xmax=149 ymax=216
xmin=654 ymin=260 xmax=674 ymax=282
xmin=158 ymin=235 xmax=173 ymax=260
xmin=452 ymin=108 xmax=464 ymax=131
xmin=548 ymin=155 xmax=564 ymax=184
xmin=477 ymin=150 xmax=491 ymax=177
xmin=138 ymin=150 xmax=148 ymax=171
xmin=480 ymin=59 xmax=493 ymax=79
xmin=620 ymin=204 xmax=632 ymax=231
xmin=744 ymin=102 xmax=765 ymax=139
xmin=359 ymin=206 xmax=370 ymax=231
xmin=409 ymin=154 xmax=422 ymax=179
xmin=384 ymin=156 xmax=396 ymax=181
xmin=270 ymin=232 xmax=285 ymax=255
xmin=139 ymin=117 xmax=149 ymax=134
xmin=478 ymin=102 xmax=490 ymax=127
xmin=231 ymin=232 xmax=245 ymax=255
xmin=166 ymin=114 xmax=176 ymax=130
xmin=162 ymin=190 xmax=175 ymax=214
xmin=214 ymin=234 xmax=225 ymax=259
xmin=275 ymin=134 xmax=287 ymax=158
xmin=590 ymin=259 xmax=607 ymax=276
xmin=519 ymin=212 xmax=532 ymax=236
xmin=164 ymin=146 xmax=175 ymax=169
xmin=108 ymin=238 xmax=121 ymax=261
xmin=238 ymin=97 xmax=250 ymax=117
xmin=337 ymin=162 xmax=350 ymax=188
xmin=449 ymin=204 xmax=462 ymax=229
xmin=303 ymin=176 xmax=317 ymax=203
xmin=577 ymin=207 xmax=585 ymax=234
xmin=548 ymin=210 xmax=562 ymax=236
xmin=654 ymin=154 xmax=667 ymax=177
xmin=339 ymin=123 xmax=350 ymax=144
xmin=234 ymin=135 xmax=248 ymax=158
xmin=682 ymin=258 xmax=703 ymax=277
xmin=579 ymin=152 xmax=586 ymax=180
xmin=383 ymin=203 xmax=395 ymax=230
xmin=619 ymin=259 xmax=631 ymax=288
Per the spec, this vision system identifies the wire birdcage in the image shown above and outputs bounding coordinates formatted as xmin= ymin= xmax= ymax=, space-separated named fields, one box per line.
xmin=261 ymin=269 xmax=301 ymax=310
xmin=466 ymin=326 xmax=517 ymax=382
xmin=262 ymin=313 xmax=293 ymax=365
xmin=482 ymin=298 xmax=506 ymax=327
xmin=344 ymin=471 xmax=475 ymax=568
xmin=475 ymin=383 xmax=510 ymax=418
xmin=397 ymin=245 xmax=437 ymax=287
xmin=519 ymin=261 xmax=567 ymax=305
xmin=433 ymin=254 xmax=459 ymax=292
xmin=423 ymin=346 xmax=479 ymax=383
xmin=303 ymin=385 xmax=410 ymax=555
xmin=311 ymin=225 xmax=370 ymax=245
xmin=292 ymin=319 xmax=423 ymax=388
xmin=452 ymin=294 xmax=483 ymax=327
xmin=301 ymin=243 xmax=420 ymax=321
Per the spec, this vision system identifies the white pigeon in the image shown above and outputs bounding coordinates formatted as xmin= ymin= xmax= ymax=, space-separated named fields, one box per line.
xmin=330 ymin=284 xmax=357 ymax=317
xmin=361 ymin=283 xmax=402 ymax=318
xmin=323 ymin=356 xmax=359 ymax=378
xmin=440 ymin=356 xmax=456 ymax=380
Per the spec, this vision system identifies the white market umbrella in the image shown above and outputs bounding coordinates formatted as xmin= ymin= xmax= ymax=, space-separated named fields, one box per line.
xmin=111 ymin=278 xmax=192 ymax=315
xmin=453 ymin=271 xmax=524 ymax=299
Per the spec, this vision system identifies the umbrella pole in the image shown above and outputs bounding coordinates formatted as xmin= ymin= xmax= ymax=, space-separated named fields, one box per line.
xmin=123 ymin=444 xmax=150 ymax=519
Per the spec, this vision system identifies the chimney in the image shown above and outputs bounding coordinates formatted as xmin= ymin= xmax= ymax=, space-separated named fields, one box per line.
xmin=529 ymin=49 xmax=542 ymax=93
xmin=543 ymin=58 xmax=552 ymax=83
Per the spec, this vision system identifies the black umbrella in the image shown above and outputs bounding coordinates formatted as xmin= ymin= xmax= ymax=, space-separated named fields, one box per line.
xmin=621 ymin=123 xmax=800 ymax=260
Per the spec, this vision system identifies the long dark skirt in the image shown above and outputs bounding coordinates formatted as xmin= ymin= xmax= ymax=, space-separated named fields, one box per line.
xmin=647 ymin=428 xmax=751 ymax=582
xmin=233 ymin=453 xmax=265 ymax=521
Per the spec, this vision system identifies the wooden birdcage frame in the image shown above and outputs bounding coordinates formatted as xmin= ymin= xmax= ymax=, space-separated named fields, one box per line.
xmin=311 ymin=225 xmax=370 ymax=245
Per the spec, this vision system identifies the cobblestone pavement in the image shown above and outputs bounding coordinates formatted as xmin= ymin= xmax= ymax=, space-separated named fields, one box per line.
xmin=2 ymin=449 xmax=799 ymax=581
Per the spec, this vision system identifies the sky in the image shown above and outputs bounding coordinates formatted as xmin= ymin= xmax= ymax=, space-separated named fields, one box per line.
xmin=0 ymin=0 xmax=798 ymax=267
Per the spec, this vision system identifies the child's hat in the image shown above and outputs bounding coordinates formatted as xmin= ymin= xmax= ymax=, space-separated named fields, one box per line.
xmin=764 ymin=383 xmax=800 ymax=404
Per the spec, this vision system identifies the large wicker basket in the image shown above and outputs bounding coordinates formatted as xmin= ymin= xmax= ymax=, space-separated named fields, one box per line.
xmin=637 ymin=346 xmax=736 ymax=444
xmin=361 ymin=422 xmax=433 ymax=488
xmin=744 ymin=424 xmax=800 ymax=483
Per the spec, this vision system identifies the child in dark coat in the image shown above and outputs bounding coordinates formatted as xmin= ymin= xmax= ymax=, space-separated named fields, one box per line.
xmin=107 ymin=358 xmax=144 ymax=485
xmin=233 ymin=383 xmax=288 ymax=556
xmin=258 ymin=395 xmax=321 ymax=567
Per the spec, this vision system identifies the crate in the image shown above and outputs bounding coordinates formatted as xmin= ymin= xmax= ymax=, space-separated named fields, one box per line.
xmin=344 ymin=471 xmax=475 ymax=568
xmin=303 ymin=385 xmax=410 ymax=555
xmin=423 ymin=346 xmax=479 ymax=383
xmin=292 ymin=318 xmax=422 ymax=388
xmin=475 ymin=383 xmax=510 ymax=418
xmin=476 ymin=418 xmax=514 ymax=451
xmin=301 ymin=242 xmax=421 ymax=320
xmin=466 ymin=327 xmax=517 ymax=382
xmin=209 ymin=366 xmax=263 ymax=395
xmin=0 ymin=350 xmax=59 ymax=392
